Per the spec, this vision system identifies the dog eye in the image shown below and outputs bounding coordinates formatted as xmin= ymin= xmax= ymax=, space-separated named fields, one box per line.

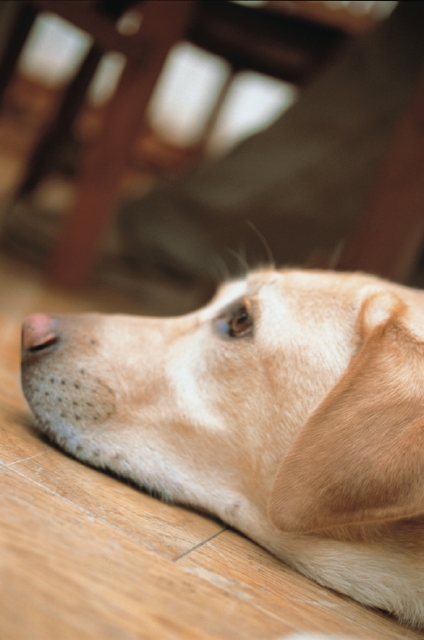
xmin=216 ymin=299 xmax=253 ymax=338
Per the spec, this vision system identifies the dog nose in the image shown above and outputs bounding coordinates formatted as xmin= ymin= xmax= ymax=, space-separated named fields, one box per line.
xmin=22 ymin=313 xmax=58 ymax=350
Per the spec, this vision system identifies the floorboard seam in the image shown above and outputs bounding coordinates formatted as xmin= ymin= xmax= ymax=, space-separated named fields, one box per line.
xmin=173 ymin=526 xmax=229 ymax=562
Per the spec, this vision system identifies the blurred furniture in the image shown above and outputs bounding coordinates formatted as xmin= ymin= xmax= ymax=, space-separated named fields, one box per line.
xmin=3 ymin=0 xmax=419 ymax=290
xmin=0 ymin=0 xmax=347 ymax=288
xmin=0 ymin=0 xmax=194 ymax=287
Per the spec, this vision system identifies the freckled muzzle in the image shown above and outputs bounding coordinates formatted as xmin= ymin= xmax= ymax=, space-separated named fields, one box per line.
xmin=21 ymin=313 xmax=116 ymax=450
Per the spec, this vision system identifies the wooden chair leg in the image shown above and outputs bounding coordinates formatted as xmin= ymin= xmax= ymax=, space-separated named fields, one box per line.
xmin=47 ymin=0 xmax=194 ymax=289
xmin=336 ymin=64 xmax=424 ymax=283
xmin=18 ymin=43 xmax=103 ymax=197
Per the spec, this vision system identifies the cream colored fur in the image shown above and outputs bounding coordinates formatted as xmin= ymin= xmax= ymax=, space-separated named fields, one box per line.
xmin=21 ymin=269 xmax=424 ymax=629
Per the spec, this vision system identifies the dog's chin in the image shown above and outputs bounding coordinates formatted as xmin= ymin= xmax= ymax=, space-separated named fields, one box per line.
xmin=28 ymin=405 xmax=177 ymax=506
xmin=31 ymin=409 xmax=96 ymax=461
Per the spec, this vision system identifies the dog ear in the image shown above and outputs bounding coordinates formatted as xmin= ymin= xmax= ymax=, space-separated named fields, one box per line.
xmin=268 ymin=290 xmax=424 ymax=533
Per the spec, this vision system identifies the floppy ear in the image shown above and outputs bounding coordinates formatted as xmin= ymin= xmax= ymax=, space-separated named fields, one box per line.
xmin=268 ymin=290 xmax=424 ymax=533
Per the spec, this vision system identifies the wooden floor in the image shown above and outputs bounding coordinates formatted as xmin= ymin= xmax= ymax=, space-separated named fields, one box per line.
xmin=0 ymin=252 xmax=421 ymax=640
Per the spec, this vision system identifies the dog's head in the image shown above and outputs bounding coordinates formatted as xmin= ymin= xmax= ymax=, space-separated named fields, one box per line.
xmin=20 ymin=269 xmax=424 ymax=537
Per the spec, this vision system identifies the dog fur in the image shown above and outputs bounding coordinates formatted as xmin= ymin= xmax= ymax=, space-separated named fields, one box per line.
xmin=21 ymin=269 xmax=424 ymax=628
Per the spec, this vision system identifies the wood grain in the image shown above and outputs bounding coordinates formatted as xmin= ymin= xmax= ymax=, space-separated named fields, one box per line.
xmin=0 ymin=465 xmax=293 ymax=640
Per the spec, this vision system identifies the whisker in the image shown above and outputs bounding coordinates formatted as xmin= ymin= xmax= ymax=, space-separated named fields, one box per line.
xmin=247 ymin=220 xmax=275 ymax=268
xmin=212 ymin=252 xmax=232 ymax=282
xmin=226 ymin=247 xmax=251 ymax=278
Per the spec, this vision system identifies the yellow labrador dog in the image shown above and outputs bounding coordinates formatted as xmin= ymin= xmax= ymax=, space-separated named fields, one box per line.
xmin=21 ymin=269 xmax=424 ymax=629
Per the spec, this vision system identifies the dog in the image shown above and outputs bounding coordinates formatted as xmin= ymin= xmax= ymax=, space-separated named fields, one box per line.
xmin=20 ymin=268 xmax=424 ymax=629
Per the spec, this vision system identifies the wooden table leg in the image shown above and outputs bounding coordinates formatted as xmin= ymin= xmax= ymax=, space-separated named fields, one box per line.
xmin=47 ymin=0 xmax=194 ymax=289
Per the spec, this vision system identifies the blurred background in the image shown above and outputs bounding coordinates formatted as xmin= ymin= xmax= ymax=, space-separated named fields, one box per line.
xmin=2 ymin=0 xmax=422 ymax=318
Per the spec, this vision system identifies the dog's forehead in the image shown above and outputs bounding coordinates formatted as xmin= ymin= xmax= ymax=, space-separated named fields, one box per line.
xmin=197 ymin=269 xmax=366 ymax=327
xmin=198 ymin=270 xmax=323 ymax=320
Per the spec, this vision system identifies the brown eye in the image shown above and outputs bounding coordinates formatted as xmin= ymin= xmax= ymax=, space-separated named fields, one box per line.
xmin=216 ymin=298 xmax=254 ymax=339
xmin=229 ymin=304 xmax=252 ymax=337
